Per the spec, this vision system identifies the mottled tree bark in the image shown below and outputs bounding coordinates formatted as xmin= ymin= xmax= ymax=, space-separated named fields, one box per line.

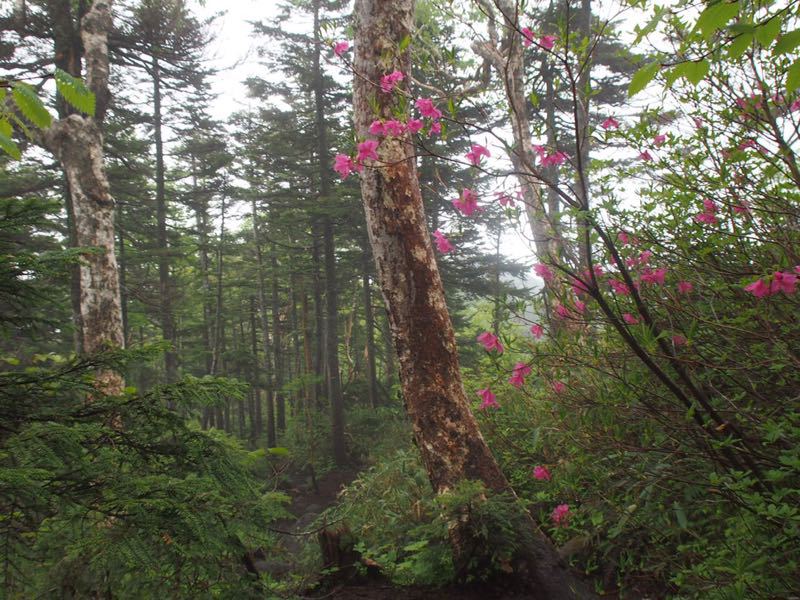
xmin=43 ymin=0 xmax=123 ymax=395
xmin=353 ymin=1 xmax=594 ymax=596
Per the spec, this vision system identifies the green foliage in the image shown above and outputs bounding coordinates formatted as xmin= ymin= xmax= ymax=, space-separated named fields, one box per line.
xmin=0 ymin=349 xmax=291 ymax=597
xmin=11 ymin=82 xmax=52 ymax=129
xmin=54 ymin=68 xmax=96 ymax=116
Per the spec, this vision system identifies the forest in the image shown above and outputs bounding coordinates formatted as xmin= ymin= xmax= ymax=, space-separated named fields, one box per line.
xmin=1 ymin=0 xmax=799 ymax=598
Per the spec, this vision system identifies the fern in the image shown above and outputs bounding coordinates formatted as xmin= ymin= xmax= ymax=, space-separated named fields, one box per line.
xmin=54 ymin=68 xmax=96 ymax=116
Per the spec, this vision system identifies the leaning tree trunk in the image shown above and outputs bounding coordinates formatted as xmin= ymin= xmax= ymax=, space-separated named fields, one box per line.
xmin=353 ymin=1 xmax=594 ymax=596
xmin=43 ymin=0 xmax=123 ymax=395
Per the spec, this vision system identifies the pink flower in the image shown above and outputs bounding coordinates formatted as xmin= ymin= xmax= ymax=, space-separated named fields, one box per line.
xmin=770 ymin=271 xmax=797 ymax=295
xmin=380 ymin=70 xmax=404 ymax=93
xmin=574 ymin=300 xmax=587 ymax=314
xmin=640 ymin=267 xmax=667 ymax=286
xmin=333 ymin=41 xmax=350 ymax=57
xmin=639 ymin=150 xmax=653 ymax=162
xmin=429 ymin=121 xmax=442 ymax=135
xmin=406 ymin=118 xmax=424 ymax=134
xmin=534 ymin=263 xmax=555 ymax=282
xmin=415 ymin=97 xmax=442 ymax=120
xmin=522 ymin=27 xmax=535 ymax=47
xmin=551 ymin=380 xmax=567 ymax=394
xmin=509 ymin=362 xmax=532 ymax=388
xmin=533 ymin=465 xmax=552 ymax=481
xmin=623 ymin=312 xmax=639 ymax=325
xmin=554 ymin=304 xmax=570 ymax=319
xmin=617 ymin=231 xmax=630 ymax=245
xmin=791 ymin=99 xmax=800 ymax=112
xmin=676 ymin=281 xmax=693 ymax=294
xmin=601 ymin=116 xmax=620 ymax=130
xmin=703 ymin=198 xmax=718 ymax=214
xmin=609 ymin=279 xmax=630 ymax=295
xmin=432 ymin=229 xmax=455 ymax=254
xmin=532 ymin=144 xmax=547 ymax=159
xmin=744 ymin=278 xmax=769 ymax=298
xmin=733 ymin=201 xmax=751 ymax=214
xmin=477 ymin=331 xmax=504 ymax=354
xmin=453 ymin=188 xmax=480 ymax=216
xmin=572 ymin=278 xmax=590 ymax=296
xmin=551 ymin=503 xmax=570 ymax=527
xmin=795 ymin=265 xmax=800 ymax=275
xmin=477 ymin=388 xmax=499 ymax=410
xmin=541 ymin=150 xmax=569 ymax=167
xmin=539 ymin=35 xmax=557 ymax=49
xmin=368 ymin=120 xmax=385 ymax=136
xmin=695 ymin=212 xmax=718 ymax=225
xmin=333 ymin=154 xmax=356 ymax=179
xmin=638 ymin=250 xmax=653 ymax=265
xmin=465 ymin=143 xmax=491 ymax=166
xmin=383 ymin=119 xmax=405 ymax=136
xmin=357 ymin=139 xmax=380 ymax=163
xmin=654 ymin=133 xmax=667 ymax=147
xmin=693 ymin=117 xmax=704 ymax=128
xmin=530 ymin=323 xmax=544 ymax=339
xmin=496 ymin=192 xmax=515 ymax=207
xmin=672 ymin=334 xmax=687 ymax=346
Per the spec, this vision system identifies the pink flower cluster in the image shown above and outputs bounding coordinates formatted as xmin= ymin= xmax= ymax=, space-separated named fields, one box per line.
xmin=744 ymin=269 xmax=799 ymax=298
xmin=533 ymin=144 xmax=569 ymax=167
xmin=601 ymin=116 xmax=620 ymax=130
xmin=551 ymin=503 xmax=570 ymax=527
xmin=477 ymin=388 xmax=499 ymax=410
xmin=432 ymin=229 xmax=454 ymax=253
xmin=333 ymin=41 xmax=350 ymax=57
xmin=380 ymin=69 xmax=404 ymax=93
xmin=465 ymin=143 xmax=490 ymax=166
xmin=509 ymin=362 xmax=531 ymax=388
xmin=521 ymin=27 xmax=557 ymax=49
xmin=533 ymin=465 xmax=551 ymax=481
xmin=477 ymin=331 xmax=504 ymax=354
xmin=453 ymin=188 xmax=480 ymax=216
xmin=695 ymin=198 xmax=719 ymax=225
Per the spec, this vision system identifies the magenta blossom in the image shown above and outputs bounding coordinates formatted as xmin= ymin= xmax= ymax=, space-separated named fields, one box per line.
xmin=509 ymin=362 xmax=532 ymax=388
xmin=574 ymin=299 xmax=587 ymax=314
xmin=539 ymin=35 xmax=557 ymax=49
xmin=533 ymin=465 xmax=552 ymax=481
xmin=415 ymin=97 xmax=443 ymax=120
xmin=640 ymin=267 xmax=667 ymax=286
xmin=429 ymin=121 xmax=442 ymax=135
xmin=380 ymin=70 xmax=404 ymax=93
xmin=541 ymin=150 xmax=569 ymax=167
xmin=465 ymin=143 xmax=491 ymax=166
xmin=477 ymin=388 xmax=499 ymax=410
xmin=368 ymin=120 xmax=385 ymax=136
xmin=551 ymin=503 xmax=570 ymax=527
xmin=623 ymin=313 xmax=639 ymax=325
xmin=744 ymin=278 xmax=770 ymax=298
xmin=677 ymin=281 xmax=693 ymax=294
xmin=521 ymin=27 xmax=535 ymax=47
xmin=453 ymin=188 xmax=480 ymax=216
xmin=601 ymin=116 xmax=620 ymax=130
xmin=477 ymin=331 xmax=504 ymax=354
xmin=609 ymin=279 xmax=630 ymax=296
xmin=406 ymin=118 xmax=424 ymax=134
xmin=771 ymin=271 xmax=797 ymax=295
xmin=672 ymin=334 xmax=687 ymax=346
xmin=357 ymin=139 xmax=380 ymax=163
xmin=551 ymin=380 xmax=567 ymax=394
xmin=383 ymin=119 xmax=405 ymax=137
xmin=496 ymin=192 xmax=515 ymax=207
xmin=554 ymin=304 xmax=570 ymax=319
xmin=654 ymin=133 xmax=667 ymax=147
xmin=432 ymin=230 xmax=455 ymax=254
xmin=333 ymin=41 xmax=350 ymax=57
xmin=617 ymin=231 xmax=630 ymax=245
xmin=534 ymin=263 xmax=555 ymax=282
xmin=333 ymin=154 xmax=356 ymax=179
xmin=639 ymin=150 xmax=653 ymax=162
xmin=530 ymin=323 xmax=544 ymax=339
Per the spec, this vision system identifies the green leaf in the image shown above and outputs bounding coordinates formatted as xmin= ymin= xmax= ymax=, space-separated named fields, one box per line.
xmin=267 ymin=447 xmax=290 ymax=457
xmin=684 ymin=59 xmax=710 ymax=84
xmin=54 ymin=68 xmax=96 ymax=116
xmin=695 ymin=1 xmax=739 ymax=41
xmin=754 ymin=15 xmax=782 ymax=47
xmin=399 ymin=34 xmax=411 ymax=52
xmin=727 ymin=32 xmax=753 ymax=59
xmin=0 ymin=132 xmax=21 ymax=160
xmin=775 ymin=28 xmax=800 ymax=55
xmin=11 ymin=83 xmax=52 ymax=129
xmin=529 ymin=91 xmax=539 ymax=107
xmin=673 ymin=502 xmax=688 ymax=529
xmin=786 ymin=58 xmax=800 ymax=93
xmin=628 ymin=61 xmax=660 ymax=97
xmin=0 ymin=119 xmax=11 ymax=138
